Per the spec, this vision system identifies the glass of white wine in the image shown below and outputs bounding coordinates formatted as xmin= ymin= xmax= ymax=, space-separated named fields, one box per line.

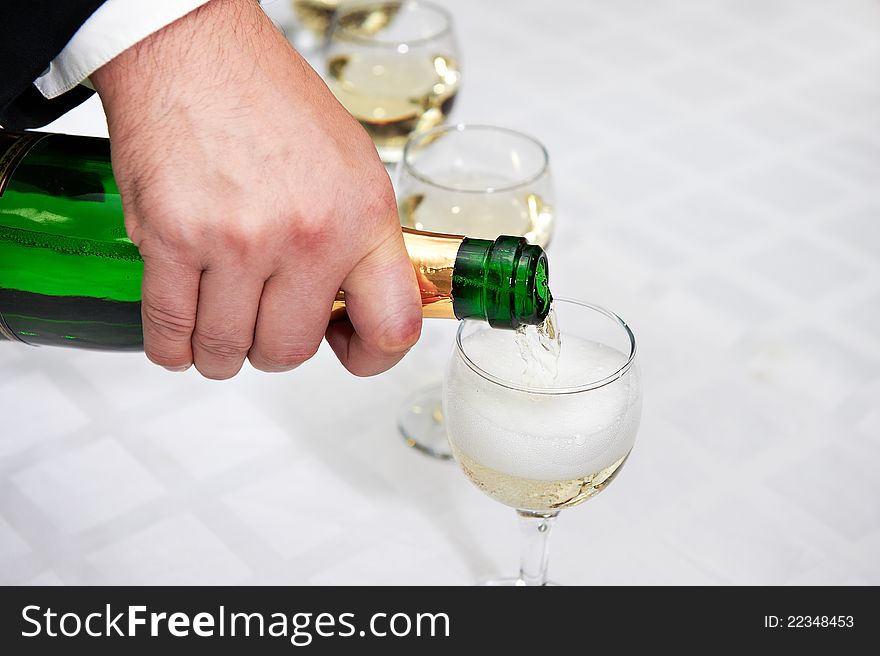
xmin=443 ymin=299 xmax=641 ymax=585
xmin=289 ymin=0 xmax=341 ymax=51
xmin=325 ymin=0 xmax=461 ymax=163
xmin=396 ymin=124 xmax=555 ymax=459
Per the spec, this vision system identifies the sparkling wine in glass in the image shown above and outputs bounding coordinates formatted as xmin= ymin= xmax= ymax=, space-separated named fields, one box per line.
xmin=443 ymin=299 xmax=642 ymax=585
xmin=326 ymin=0 xmax=461 ymax=163
xmin=396 ymin=125 xmax=555 ymax=460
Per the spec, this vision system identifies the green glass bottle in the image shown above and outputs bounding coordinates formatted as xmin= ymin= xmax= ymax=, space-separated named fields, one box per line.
xmin=0 ymin=130 xmax=551 ymax=351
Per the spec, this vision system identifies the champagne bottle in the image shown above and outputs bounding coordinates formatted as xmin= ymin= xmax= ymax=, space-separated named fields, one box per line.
xmin=0 ymin=130 xmax=551 ymax=351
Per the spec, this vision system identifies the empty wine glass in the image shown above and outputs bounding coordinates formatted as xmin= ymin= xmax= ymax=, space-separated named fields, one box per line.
xmin=325 ymin=0 xmax=461 ymax=163
xmin=443 ymin=299 xmax=641 ymax=585
xmin=396 ymin=124 xmax=555 ymax=460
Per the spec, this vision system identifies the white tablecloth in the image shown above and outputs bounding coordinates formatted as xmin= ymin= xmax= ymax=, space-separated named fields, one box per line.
xmin=2 ymin=0 xmax=878 ymax=585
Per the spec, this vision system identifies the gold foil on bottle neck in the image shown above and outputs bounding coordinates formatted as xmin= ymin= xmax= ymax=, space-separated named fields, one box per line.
xmin=330 ymin=228 xmax=463 ymax=321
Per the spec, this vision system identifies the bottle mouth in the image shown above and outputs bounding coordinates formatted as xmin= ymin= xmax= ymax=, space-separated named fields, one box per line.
xmin=451 ymin=235 xmax=551 ymax=329
xmin=522 ymin=245 xmax=552 ymax=324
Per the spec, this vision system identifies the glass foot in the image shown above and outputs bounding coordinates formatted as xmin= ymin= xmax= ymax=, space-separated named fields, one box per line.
xmin=397 ymin=384 xmax=453 ymax=461
xmin=479 ymin=578 xmax=560 ymax=586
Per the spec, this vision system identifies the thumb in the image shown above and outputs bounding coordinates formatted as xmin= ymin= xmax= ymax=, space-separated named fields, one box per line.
xmin=325 ymin=232 xmax=422 ymax=376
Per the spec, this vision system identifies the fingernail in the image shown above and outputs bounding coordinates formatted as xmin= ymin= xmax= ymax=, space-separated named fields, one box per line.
xmin=165 ymin=365 xmax=191 ymax=373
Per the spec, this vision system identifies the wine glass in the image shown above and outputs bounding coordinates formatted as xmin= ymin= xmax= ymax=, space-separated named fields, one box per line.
xmin=443 ymin=299 xmax=641 ymax=585
xmin=325 ymin=0 xmax=461 ymax=164
xmin=396 ymin=124 xmax=555 ymax=460
xmin=289 ymin=0 xmax=342 ymax=52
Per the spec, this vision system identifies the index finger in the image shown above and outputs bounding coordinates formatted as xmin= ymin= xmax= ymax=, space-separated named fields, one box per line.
xmin=140 ymin=256 xmax=200 ymax=371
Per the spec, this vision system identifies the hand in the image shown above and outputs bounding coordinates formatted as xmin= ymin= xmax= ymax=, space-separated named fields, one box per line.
xmin=91 ymin=0 xmax=421 ymax=379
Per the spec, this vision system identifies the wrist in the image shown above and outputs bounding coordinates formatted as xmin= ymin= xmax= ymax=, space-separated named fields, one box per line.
xmin=34 ymin=0 xmax=215 ymax=100
xmin=91 ymin=0 xmax=271 ymax=120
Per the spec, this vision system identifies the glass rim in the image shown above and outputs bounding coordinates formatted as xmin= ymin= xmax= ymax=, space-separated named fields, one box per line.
xmin=331 ymin=0 xmax=454 ymax=48
xmin=454 ymin=298 xmax=638 ymax=395
xmin=400 ymin=124 xmax=551 ymax=194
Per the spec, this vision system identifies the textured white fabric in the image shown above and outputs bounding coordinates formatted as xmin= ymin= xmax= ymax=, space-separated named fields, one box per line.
xmin=34 ymin=0 xmax=213 ymax=99
xmin=14 ymin=0 xmax=880 ymax=586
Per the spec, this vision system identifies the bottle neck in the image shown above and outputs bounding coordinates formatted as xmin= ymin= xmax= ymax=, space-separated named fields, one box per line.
xmin=331 ymin=227 xmax=463 ymax=321
xmin=332 ymin=229 xmax=551 ymax=328
xmin=399 ymin=227 xmax=552 ymax=327
xmin=402 ymin=227 xmax=463 ymax=319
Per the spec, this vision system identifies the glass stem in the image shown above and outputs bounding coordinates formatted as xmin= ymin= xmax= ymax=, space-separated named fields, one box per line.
xmin=516 ymin=509 xmax=559 ymax=586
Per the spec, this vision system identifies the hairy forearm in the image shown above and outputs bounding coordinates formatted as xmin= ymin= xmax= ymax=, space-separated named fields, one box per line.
xmin=92 ymin=0 xmax=284 ymax=122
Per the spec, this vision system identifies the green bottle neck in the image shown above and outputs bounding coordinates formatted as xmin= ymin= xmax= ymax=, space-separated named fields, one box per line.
xmin=452 ymin=235 xmax=551 ymax=329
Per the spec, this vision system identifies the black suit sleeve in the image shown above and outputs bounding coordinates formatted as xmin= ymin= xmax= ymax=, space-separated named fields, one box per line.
xmin=0 ymin=1 xmax=108 ymax=129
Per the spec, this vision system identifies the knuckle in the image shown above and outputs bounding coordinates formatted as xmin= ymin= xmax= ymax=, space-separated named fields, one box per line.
xmin=218 ymin=220 xmax=263 ymax=257
xmin=142 ymin=301 xmax=195 ymax=340
xmin=375 ymin=306 xmax=422 ymax=354
xmin=363 ymin=181 xmax=397 ymax=222
xmin=372 ymin=304 xmax=422 ymax=356
xmin=289 ymin=211 xmax=330 ymax=248
xmin=193 ymin=327 xmax=253 ymax=359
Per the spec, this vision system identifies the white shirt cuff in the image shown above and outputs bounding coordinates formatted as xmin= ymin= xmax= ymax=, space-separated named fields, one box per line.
xmin=34 ymin=0 xmax=214 ymax=99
